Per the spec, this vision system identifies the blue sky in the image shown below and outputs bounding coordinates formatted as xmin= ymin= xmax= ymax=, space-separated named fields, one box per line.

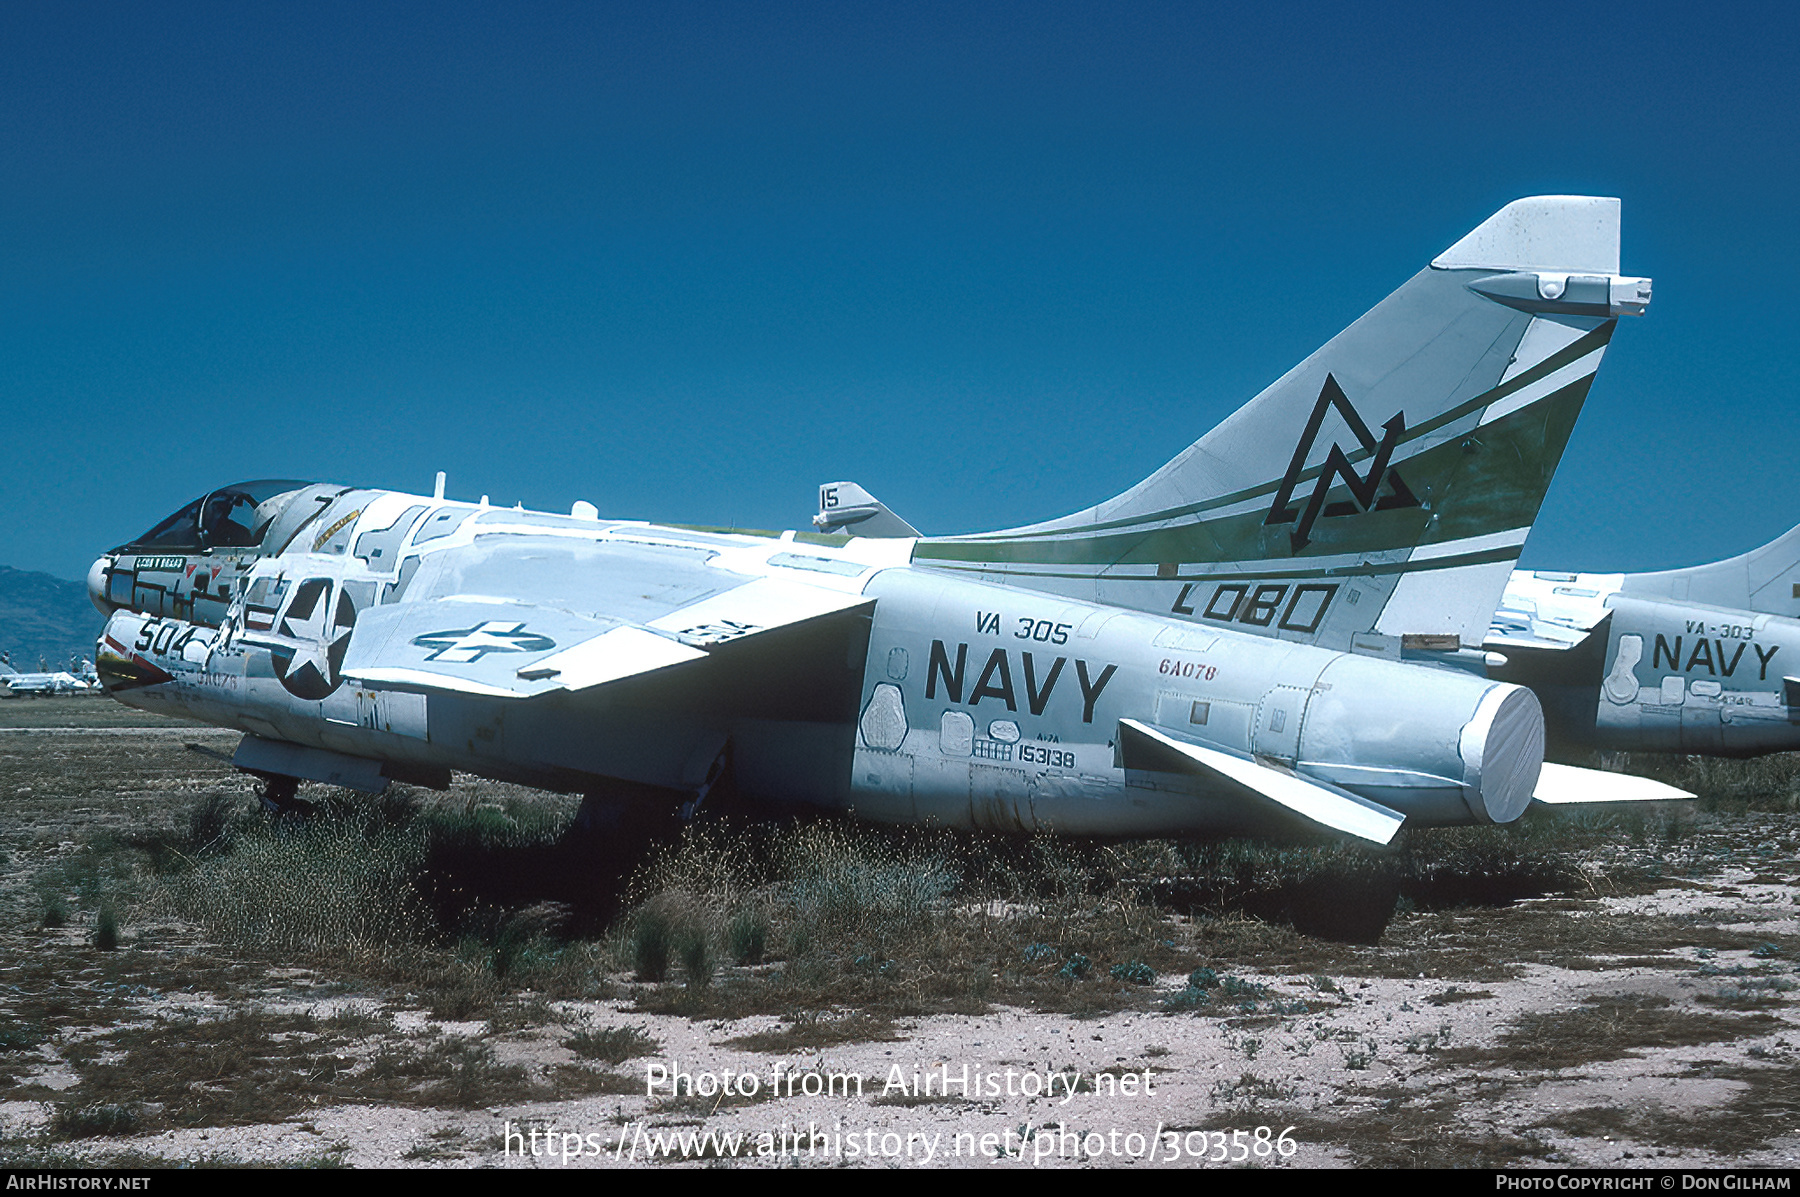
xmin=2 ymin=2 xmax=1796 ymax=581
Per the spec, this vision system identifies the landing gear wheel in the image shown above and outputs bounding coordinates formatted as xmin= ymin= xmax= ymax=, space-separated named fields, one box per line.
xmin=256 ymin=774 xmax=315 ymax=817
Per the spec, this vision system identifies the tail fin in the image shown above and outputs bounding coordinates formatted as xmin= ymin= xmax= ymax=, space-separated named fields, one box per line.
xmin=915 ymin=196 xmax=1651 ymax=653
xmin=1617 ymin=522 xmax=1800 ymax=619
xmin=813 ymin=481 xmax=920 ymax=538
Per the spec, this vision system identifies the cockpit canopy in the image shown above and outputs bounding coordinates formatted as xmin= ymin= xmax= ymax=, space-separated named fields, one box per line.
xmin=118 ymin=480 xmax=314 ymax=553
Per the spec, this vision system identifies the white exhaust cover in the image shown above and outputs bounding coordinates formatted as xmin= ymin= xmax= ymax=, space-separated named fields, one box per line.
xmin=1459 ymin=683 xmax=1545 ymax=824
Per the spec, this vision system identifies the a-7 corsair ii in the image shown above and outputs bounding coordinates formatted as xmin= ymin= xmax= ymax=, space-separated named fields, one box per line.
xmin=89 ymin=196 xmax=1686 ymax=845
xmin=1489 ymin=520 xmax=1800 ymax=758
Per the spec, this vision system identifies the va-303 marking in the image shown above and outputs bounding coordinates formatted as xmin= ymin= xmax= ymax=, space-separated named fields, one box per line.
xmin=90 ymin=197 xmax=1687 ymax=843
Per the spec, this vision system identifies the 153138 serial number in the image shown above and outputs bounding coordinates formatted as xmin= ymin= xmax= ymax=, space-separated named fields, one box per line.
xmin=1019 ymin=743 xmax=1077 ymax=769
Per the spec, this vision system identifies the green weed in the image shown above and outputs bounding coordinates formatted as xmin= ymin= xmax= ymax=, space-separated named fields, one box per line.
xmin=565 ymin=1023 xmax=659 ymax=1064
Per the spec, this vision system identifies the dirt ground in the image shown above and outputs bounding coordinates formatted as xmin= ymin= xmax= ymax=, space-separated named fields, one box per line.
xmin=0 ymin=696 xmax=1796 ymax=1170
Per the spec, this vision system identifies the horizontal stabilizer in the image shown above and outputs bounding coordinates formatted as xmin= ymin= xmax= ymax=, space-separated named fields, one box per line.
xmin=1118 ymin=718 xmax=1405 ymax=844
xmin=1484 ymin=628 xmax=1593 ymax=653
xmin=1532 ymin=762 xmax=1694 ymax=804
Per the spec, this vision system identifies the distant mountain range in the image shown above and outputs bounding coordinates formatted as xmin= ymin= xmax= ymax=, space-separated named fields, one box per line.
xmin=0 ymin=566 xmax=105 ymax=671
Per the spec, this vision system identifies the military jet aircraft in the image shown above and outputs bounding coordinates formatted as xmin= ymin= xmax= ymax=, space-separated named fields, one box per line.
xmin=88 ymin=196 xmax=1686 ymax=844
xmin=0 ymin=654 xmax=98 ymax=696
xmin=1488 ymin=521 xmax=1800 ymax=758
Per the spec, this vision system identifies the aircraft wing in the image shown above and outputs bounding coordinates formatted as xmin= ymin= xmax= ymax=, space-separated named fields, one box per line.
xmin=1485 ymin=573 xmax=1613 ymax=653
xmin=343 ymin=574 xmax=873 ymax=700
xmin=1483 ymin=625 xmax=1598 ymax=653
xmin=1117 ymin=718 xmax=1406 ymax=844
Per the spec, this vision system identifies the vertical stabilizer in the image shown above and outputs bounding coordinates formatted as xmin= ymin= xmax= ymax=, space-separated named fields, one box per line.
xmin=813 ymin=481 xmax=921 ymax=538
xmin=1618 ymin=522 xmax=1800 ymax=619
xmin=914 ymin=197 xmax=1651 ymax=653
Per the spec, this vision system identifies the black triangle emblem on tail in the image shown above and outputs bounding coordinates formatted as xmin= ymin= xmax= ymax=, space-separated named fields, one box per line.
xmin=1264 ymin=374 xmax=1421 ymax=552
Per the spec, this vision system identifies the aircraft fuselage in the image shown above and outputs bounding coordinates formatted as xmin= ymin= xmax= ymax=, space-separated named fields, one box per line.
xmin=1488 ymin=572 xmax=1800 ymax=757
xmin=94 ymin=486 xmax=1543 ymax=839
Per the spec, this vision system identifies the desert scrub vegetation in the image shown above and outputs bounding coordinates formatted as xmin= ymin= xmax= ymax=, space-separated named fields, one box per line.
xmin=27 ymin=828 xmax=141 ymax=944
xmin=135 ymin=786 xmax=616 ymax=1014
xmin=606 ymin=796 xmax=1790 ymax=1022
xmin=157 ymin=815 xmax=431 ymax=952
xmin=44 ymin=1008 xmax=624 ymax=1131
xmin=1116 ymin=794 xmax=1778 ymax=931
xmin=55 ymin=748 xmax=1800 ymax=1030
xmin=151 ymin=786 xmax=580 ymax=948
xmin=1614 ymin=750 xmax=1800 ymax=813
xmin=613 ymin=820 xmax=1192 ymax=1019
xmin=564 ymin=1021 xmax=659 ymax=1063
xmin=1441 ymin=993 xmax=1779 ymax=1072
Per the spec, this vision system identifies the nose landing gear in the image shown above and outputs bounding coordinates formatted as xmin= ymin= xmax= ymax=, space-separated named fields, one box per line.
xmin=253 ymin=774 xmax=316 ymax=817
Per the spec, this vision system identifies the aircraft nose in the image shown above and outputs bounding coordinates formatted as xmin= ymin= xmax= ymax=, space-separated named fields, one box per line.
xmin=87 ymin=556 xmax=115 ymax=615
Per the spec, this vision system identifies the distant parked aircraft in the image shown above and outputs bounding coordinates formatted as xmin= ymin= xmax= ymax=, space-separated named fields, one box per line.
xmin=0 ymin=653 xmax=98 ymax=696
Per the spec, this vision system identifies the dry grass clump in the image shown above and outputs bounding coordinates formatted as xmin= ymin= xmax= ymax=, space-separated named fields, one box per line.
xmin=50 ymin=1103 xmax=142 ymax=1138
xmin=564 ymin=1022 xmax=659 ymax=1063
xmin=184 ymin=790 xmax=255 ymax=856
xmin=1531 ymin=1060 xmax=1800 ymax=1157
xmin=617 ymin=820 xmax=958 ymax=980
xmin=1283 ymin=1089 xmax=1557 ymax=1168
xmin=366 ymin=1037 xmax=536 ymax=1109
xmin=1695 ymin=977 xmax=1796 ymax=1010
xmin=1613 ymin=751 xmax=1800 ymax=813
xmin=615 ymin=821 xmax=1188 ymax=1021
xmin=1443 ymin=993 xmax=1777 ymax=1072
xmin=52 ymin=1008 xmax=580 ymax=1130
xmin=159 ymin=820 xmax=430 ymax=952
xmin=91 ymin=905 xmax=120 ymax=951
xmin=154 ymin=789 xmax=578 ymax=945
xmin=0 ymin=1015 xmax=44 ymax=1055
xmin=55 ymin=1010 xmax=335 ymax=1129
xmin=772 ymin=821 xmax=960 ymax=968
xmin=141 ymin=788 xmax=618 ymax=1020
xmin=723 ymin=1010 xmax=901 ymax=1053
xmin=1114 ymin=821 xmax=1608 ymax=940
xmin=372 ymin=934 xmax=613 ymax=1020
